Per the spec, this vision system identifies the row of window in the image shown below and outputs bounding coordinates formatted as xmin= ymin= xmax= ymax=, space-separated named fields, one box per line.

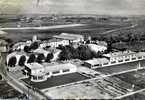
xmin=46 ymin=69 xmax=70 ymax=75
xmin=92 ymin=56 xmax=145 ymax=68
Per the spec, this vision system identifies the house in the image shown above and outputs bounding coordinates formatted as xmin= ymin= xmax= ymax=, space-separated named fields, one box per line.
xmin=24 ymin=62 xmax=77 ymax=82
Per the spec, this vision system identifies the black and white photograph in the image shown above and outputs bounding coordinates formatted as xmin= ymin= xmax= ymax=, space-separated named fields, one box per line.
xmin=0 ymin=0 xmax=145 ymax=99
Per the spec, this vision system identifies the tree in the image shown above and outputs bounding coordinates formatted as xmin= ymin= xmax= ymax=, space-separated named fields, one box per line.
xmin=27 ymin=54 xmax=36 ymax=63
xmin=36 ymin=53 xmax=45 ymax=63
xmin=8 ymin=56 xmax=17 ymax=67
xmin=24 ymin=46 xmax=30 ymax=53
xmin=77 ymin=45 xmax=94 ymax=60
xmin=30 ymin=42 xmax=39 ymax=50
xmin=18 ymin=55 xmax=26 ymax=66
xmin=45 ymin=53 xmax=53 ymax=62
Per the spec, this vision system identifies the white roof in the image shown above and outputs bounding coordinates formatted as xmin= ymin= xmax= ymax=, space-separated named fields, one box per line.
xmin=85 ymin=58 xmax=109 ymax=65
xmin=43 ymin=63 xmax=77 ymax=72
xmin=25 ymin=63 xmax=44 ymax=70
xmin=88 ymin=44 xmax=107 ymax=52
xmin=33 ymin=48 xmax=50 ymax=54
xmin=103 ymin=50 xmax=136 ymax=58
xmin=136 ymin=52 xmax=145 ymax=56
xmin=25 ymin=63 xmax=45 ymax=76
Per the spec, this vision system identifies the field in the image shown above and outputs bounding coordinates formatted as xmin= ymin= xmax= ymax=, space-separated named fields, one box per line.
xmin=0 ymin=80 xmax=21 ymax=99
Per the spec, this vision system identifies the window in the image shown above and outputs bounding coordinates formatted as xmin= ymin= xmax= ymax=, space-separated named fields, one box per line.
xmin=46 ymin=72 xmax=50 ymax=75
xmin=125 ymin=59 xmax=130 ymax=61
xmin=63 ymin=69 xmax=70 ymax=72
xmin=94 ymin=64 xmax=99 ymax=66
xmin=111 ymin=61 xmax=116 ymax=64
xmin=52 ymin=71 xmax=60 ymax=74
xmin=32 ymin=76 xmax=37 ymax=80
xmin=103 ymin=63 xmax=108 ymax=65
xmin=38 ymin=76 xmax=43 ymax=80
xmin=138 ymin=56 xmax=142 ymax=59
xmin=118 ymin=60 xmax=123 ymax=62
xmin=132 ymin=58 xmax=136 ymax=60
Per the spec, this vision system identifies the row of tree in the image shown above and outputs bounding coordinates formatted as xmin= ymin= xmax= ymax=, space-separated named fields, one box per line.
xmin=24 ymin=42 xmax=39 ymax=53
xmin=58 ymin=45 xmax=103 ymax=60
xmin=7 ymin=53 xmax=54 ymax=67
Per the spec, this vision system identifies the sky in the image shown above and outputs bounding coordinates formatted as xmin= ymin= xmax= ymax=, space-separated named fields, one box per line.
xmin=0 ymin=0 xmax=145 ymax=15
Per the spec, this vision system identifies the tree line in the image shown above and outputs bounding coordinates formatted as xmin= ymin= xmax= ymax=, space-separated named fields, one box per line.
xmin=7 ymin=53 xmax=54 ymax=67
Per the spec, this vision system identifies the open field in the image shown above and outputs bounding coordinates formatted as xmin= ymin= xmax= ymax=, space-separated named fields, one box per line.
xmin=22 ymin=72 xmax=89 ymax=90
xmin=0 ymin=80 xmax=21 ymax=99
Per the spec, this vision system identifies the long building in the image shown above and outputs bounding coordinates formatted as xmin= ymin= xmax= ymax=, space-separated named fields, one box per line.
xmin=84 ymin=50 xmax=145 ymax=69
xmin=23 ymin=63 xmax=77 ymax=82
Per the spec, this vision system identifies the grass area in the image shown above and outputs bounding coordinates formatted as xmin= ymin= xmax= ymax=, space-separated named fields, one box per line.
xmin=0 ymin=80 xmax=21 ymax=99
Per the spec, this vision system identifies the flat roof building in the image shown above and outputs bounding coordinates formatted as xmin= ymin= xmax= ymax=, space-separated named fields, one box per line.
xmin=24 ymin=62 xmax=77 ymax=82
xmin=84 ymin=58 xmax=109 ymax=68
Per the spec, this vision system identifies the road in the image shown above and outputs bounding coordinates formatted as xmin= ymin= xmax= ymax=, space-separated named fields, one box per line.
xmin=0 ymin=24 xmax=86 ymax=31
xmin=101 ymin=24 xmax=138 ymax=34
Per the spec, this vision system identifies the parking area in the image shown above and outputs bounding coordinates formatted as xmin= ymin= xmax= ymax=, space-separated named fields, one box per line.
xmin=22 ymin=72 xmax=89 ymax=90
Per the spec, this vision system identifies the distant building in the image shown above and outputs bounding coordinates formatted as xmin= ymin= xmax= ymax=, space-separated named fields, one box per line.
xmin=24 ymin=63 xmax=77 ymax=82
xmin=87 ymin=44 xmax=107 ymax=53
xmin=12 ymin=41 xmax=31 ymax=51
xmin=40 ymin=38 xmax=69 ymax=48
xmin=53 ymin=33 xmax=84 ymax=43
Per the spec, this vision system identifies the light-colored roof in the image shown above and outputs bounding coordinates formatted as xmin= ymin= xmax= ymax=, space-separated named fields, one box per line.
xmin=33 ymin=48 xmax=50 ymax=54
xmin=85 ymin=58 xmax=109 ymax=65
xmin=43 ymin=63 xmax=77 ymax=72
xmin=136 ymin=52 xmax=145 ymax=56
xmin=103 ymin=50 xmax=136 ymax=58
xmin=25 ymin=63 xmax=44 ymax=70
xmin=88 ymin=44 xmax=107 ymax=52
xmin=53 ymin=33 xmax=84 ymax=40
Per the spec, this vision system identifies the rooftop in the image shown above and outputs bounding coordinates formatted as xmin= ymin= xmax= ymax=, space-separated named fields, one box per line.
xmin=43 ymin=63 xmax=77 ymax=72
xmin=85 ymin=58 xmax=109 ymax=65
xmin=103 ymin=50 xmax=136 ymax=58
xmin=25 ymin=63 xmax=44 ymax=70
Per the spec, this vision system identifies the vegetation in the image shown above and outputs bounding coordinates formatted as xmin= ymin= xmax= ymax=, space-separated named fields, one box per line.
xmin=45 ymin=53 xmax=53 ymax=62
xmin=30 ymin=42 xmax=39 ymax=50
xmin=58 ymin=45 xmax=103 ymax=61
xmin=36 ymin=53 xmax=45 ymax=63
xmin=27 ymin=54 xmax=36 ymax=63
xmin=18 ymin=55 xmax=26 ymax=66
xmin=7 ymin=56 xmax=17 ymax=67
